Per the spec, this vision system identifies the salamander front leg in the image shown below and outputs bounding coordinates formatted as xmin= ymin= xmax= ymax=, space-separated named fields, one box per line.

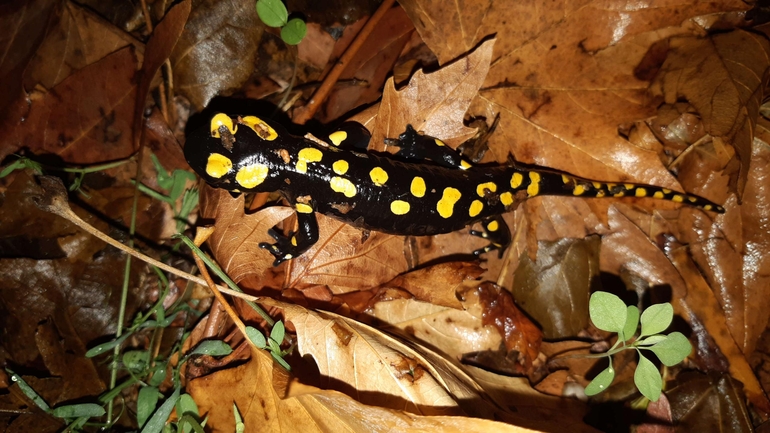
xmin=259 ymin=204 xmax=319 ymax=266
xmin=386 ymin=125 xmax=473 ymax=170
xmin=470 ymin=216 xmax=511 ymax=258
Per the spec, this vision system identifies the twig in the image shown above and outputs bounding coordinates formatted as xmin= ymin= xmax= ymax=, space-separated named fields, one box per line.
xmin=30 ymin=176 xmax=236 ymax=296
xmin=293 ymin=0 xmax=396 ymax=123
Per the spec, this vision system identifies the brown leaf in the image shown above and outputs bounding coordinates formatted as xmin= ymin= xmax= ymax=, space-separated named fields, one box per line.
xmin=24 ymin=1 xmax=144 ymax=92
xmin=365 ymin=38 xmax=494 ymax=151
xmin=198 ymin=186 xmax=293 ymax=288
xmin=681 ymin=135 xmax=770 ymax=356
xmin=477 ymin=282 xmax=542 ymax=372
xmin=651 ymin=31 xmax=770 ymax=198
xmin=135 ymin=0 xmax=191 ymax=137
xmin=4 ymin=47 xmax=138 ymax=164
xmin=667 ymin=372 xmax=753 ymax=432
xmin=284 ymin=216 xmax=407 ymax=293
xmin=368 ymin=286 xmax=503 ymax=362
xmin=373 ymin=261 xmax=484 ymax=309
xmin=0 ymin=174 xmax=146 ymax=405
xmin=668 ymin=246 xmax=770 ymax=415
xmin=170 ymin=0 xmax=266 ymax=110
xmin=511 ymin=236 xmax=600 ymax=339
xmin=0 ymin=0 xmax=57 ymax=114
xmin=189 ymin=345 xmax=531 ymax=433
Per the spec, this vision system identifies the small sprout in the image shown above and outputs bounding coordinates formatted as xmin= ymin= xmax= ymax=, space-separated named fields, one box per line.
xmin=281 ymin=18 xmax=307 ymax=45
xmin=255 ymin=0 xmax=307 ymax=45
xmin=585 ymin=292 xmax=692 ymax=401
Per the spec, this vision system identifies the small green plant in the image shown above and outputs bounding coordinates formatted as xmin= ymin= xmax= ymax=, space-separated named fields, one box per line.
xmin=0 ymin=156 xmax=128 ymax=196
xmin=585 ymin=292 xmax=692 ymax=401
xmin=255 ymin=0 xmax=307 ymax=45
xmin=246 ymin=321 xmax=291 ymax=370
xmin=8 ymin=270 xmax=210 ymax=432
xmin=137 ymin=154 xmax=198 ymax=233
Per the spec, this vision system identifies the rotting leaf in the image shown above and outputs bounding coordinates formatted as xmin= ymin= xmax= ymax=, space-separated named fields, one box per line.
xmin=476 ymin=282 xmax=542 ymax=373
xmin=666 ymin=372 xmax=753 ymax=432
xmin=512 ymin=236 xmax=600 ymax=339
xmin=0 ymin=0 xmax=57 ymax=114
xmin=189 ymin=343 xmax=536 ymax=433
xmin=363 ymin=38 xmax=494 ymax=151
xmin=371 ymin=262 xmax=484 ymax=309
xmin=23 ymin=1 xmax=145 ymax=91
xmin=682 ymin=135 xmax=770 ymax=357
xmin=667 ymin=246 xmax=770 ymax=413
xmin=651 ymin=30 xmax=770 ymax=198
xmin=198 ymin=186 xmax=293 ymax=289
xmin=4 ymin=47 xmax=138 ymax=164
xmin=368 ymin=286 xmax=504 ymax=362
xmin=171 ymin=0 xmax=267 ymax=110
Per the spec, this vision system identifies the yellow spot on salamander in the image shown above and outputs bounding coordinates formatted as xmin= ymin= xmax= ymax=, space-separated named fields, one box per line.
xmin=624 ymin=183 xmax=634 ymax=190
xmin=291 ymin=236 xmax=297 ymax=247
xmin=487 ymin=220 xmax=499 ymax=231
xmin=437 ymin=187 xmax=461 ymax=218
xmin=328 ymin=130 xmax=348 ymax=146
xmin=511 ymin=172 xmax=523 ymax=189
xmin=672 ymin=195 xmax=684 ymax=203
xmin=614 ymin=191 xmax=625 ymax=197
xmin=206 ymin=153 xmax=233 ymax=178
xmin=210 ymin=113 xmax=236 ymax=138
xmin=241 ymin=116 xmax=278 ymax=141
xmin=704 ymin=204 xmax=713 ymax=211
xmin=369 ymin=167 xmax=389 ymax=186
xmin=635 ymin=188 xmax=647 ymax=197
xmin=333 ymin=160 xmax=349 ymax=175
xmin=469 ymin=200 xmax=484 ymax=217
xmin=662 ymin=188 xmax=672 ymax=194
xmin=688 ymin=196 xmax=697 ymax=203
xmin=527 ymin=172 xmax=541 ymax=197
xmin=296 ymin=148 xmax=323 ymax=173
xmin=235 ymin=163 xmax=269 ymax=188
xmin=476 ymin=182 xmax=497 ymax=197
xmin=562 ymin=175 xmax=570 ymax=184
xmin=410 ymin=177 xmax=426 ymax=197
xmin=593 ymin=182 xmax=602 ymax=189
xmin=596 ymin=191 xmax=606 ymax=198
xmin=296 ymin=203 xmax=313 ymax=214
xmin=390 ymin=200 xmax=410 ymax=215
xmin=573 ymin=185 xmax=585 ymax=196
xmin=653 ymin=191 xmax=665 ymax=199
xmin=460 ymin=160 xmax=472 ymax=170
xmin=500 ymin=191 xmax=513 ymax=206
xmin=330 ymin=176 xmax=357 ymax=198
xmin=434 ymin=138 xmax=445 ymax=147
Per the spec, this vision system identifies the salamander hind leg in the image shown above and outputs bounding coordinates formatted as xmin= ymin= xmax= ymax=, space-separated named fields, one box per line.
xmin=470 ymin=216 xmax=511 ymax=258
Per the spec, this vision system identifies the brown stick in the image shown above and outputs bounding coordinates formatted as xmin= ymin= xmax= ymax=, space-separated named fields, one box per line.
xmin=292 ymin=0 xmax=396 ymax=124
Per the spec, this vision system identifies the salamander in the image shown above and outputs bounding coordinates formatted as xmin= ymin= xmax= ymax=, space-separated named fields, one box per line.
xmin=184 ymin=113 xmax=725 ymax=266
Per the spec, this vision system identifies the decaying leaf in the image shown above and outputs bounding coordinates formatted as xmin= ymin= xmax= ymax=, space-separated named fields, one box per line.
xmin=4 ymin=47 xmax=138 ymax=164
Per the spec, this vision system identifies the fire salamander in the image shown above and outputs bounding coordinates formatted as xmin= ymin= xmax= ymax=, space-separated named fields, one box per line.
xmin=184 ymin=113 xmax=725 ymax=266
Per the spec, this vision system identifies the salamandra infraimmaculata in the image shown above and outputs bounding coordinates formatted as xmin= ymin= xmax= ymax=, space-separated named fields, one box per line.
xmin=184 ymin=113 xmax=725 ymax=266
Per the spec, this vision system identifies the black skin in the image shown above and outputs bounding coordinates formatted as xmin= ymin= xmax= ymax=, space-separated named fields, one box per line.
xmin=185 ymin=114 xmax=724 ymax=266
